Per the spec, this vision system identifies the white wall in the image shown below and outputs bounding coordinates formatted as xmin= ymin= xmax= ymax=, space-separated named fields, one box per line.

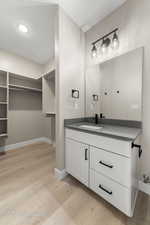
xmin=56 ymin=7 xmax=85 ymax=170
xmin=44 ymin=58 xmax=55 ymax=74
xmin=85 ymin=0 xmax=150 ymax=174
xmin=0 ymin=49 xmax=44 ymax=78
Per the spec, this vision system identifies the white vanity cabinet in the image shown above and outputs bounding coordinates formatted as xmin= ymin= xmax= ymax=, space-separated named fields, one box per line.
xmin=65 ymin=128 xmax=140 ymax=217
xmin=65 ymin=138 xmax=89 ymax=186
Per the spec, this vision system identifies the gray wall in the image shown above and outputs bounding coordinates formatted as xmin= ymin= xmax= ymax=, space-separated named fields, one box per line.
xmin=85 ymin=0 xmax=149 ymax=174
xmin=6 ymin=91 xmax=44 ymax=145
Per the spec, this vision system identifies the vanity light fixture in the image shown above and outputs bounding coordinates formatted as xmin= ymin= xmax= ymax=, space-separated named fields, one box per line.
xmin=91 ymin=28 xmax=119 ymax=57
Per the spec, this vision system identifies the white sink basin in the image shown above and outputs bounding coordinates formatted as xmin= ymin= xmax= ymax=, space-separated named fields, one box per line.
xmin=79 ymin=125 xmax=103 ymax=130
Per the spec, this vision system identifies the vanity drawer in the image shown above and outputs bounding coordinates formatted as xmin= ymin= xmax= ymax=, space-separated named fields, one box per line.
xmin=90 ymin=146 xmax=131 ymax=187
xmin=90 ymin=170 xmax=131 ymax=216
xmin=65 ymin=128 xmax=132 ymax=157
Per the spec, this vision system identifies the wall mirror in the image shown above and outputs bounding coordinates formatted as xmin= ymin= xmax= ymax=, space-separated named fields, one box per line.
xmin=86 ymin=47 xmax=143 ymax=121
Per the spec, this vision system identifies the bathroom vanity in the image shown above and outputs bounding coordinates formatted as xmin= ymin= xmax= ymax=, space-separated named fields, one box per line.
xmin=65 ymin=47 xmax=143 ymax=217
xmin=65 ymin=121 xmax=141 ymax=217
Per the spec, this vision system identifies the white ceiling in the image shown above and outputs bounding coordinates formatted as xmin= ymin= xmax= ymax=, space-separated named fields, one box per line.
xmin=31 ymin=0 xmax=127 ymax=31
xmin=0 ymin=0 xmax=127 ymax=64
xmin=0 ymin=3 xmax=56 ymax=65
xmin=59 ymin=0 xmax=127 ymax=31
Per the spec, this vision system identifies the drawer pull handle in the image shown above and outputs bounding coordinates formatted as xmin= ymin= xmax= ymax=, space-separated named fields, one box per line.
xmin=99 ymin=161 xmax=113 ymax=169
xmin=85 ymin=148 xmax=88 ymax=160
xmin=99 ymin=184 xmax=112 ymax=195
xmin=131 ymin=142 xmax=142 ymax=158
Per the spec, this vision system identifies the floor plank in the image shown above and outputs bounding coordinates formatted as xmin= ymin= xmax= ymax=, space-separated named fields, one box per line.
xmin=0 ymin=142 xmax=149 ymax=225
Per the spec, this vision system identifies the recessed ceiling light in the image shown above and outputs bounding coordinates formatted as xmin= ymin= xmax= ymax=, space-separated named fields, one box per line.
xmin=18 ymin=24 xmax=28 ymax=33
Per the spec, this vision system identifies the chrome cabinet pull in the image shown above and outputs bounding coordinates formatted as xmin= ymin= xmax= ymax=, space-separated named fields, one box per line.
xmin=85 ymin=148 xmax=88 ymax=160
xmin=99 ymin=184 xmax=112 ymax=195
xmin=99 ymin=161 xmax=113 ymax=169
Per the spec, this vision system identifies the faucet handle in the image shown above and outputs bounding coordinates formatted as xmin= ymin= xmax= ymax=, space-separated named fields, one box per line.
xmin=100 ymin=113 xmax=105 ymax=119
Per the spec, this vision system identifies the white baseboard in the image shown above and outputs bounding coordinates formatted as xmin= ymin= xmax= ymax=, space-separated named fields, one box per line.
xmin=0 ymin=137 xmax=52 ymax=152
xmin=42 ymin=138 xmax=56 ymax=147
xmin=139 ymin=180 xmax=150 ymax=195
xmin=42 ymin=137 xmax=52 ymax=145
xmin=54 ymin=168 xmax=68 ymax=180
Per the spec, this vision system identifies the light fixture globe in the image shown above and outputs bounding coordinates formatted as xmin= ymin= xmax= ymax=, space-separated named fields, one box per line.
xmin=112 ymin=32 xmax=119 ymax=49
xmin=101 ymin=38 xmax=110 ymax=54
xmin=91 ymin=44 xmax=97 ymax=58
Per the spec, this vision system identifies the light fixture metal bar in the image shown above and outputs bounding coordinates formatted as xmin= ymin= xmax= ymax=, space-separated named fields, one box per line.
xmin=92 ymin=28 xmax=118 ymax=46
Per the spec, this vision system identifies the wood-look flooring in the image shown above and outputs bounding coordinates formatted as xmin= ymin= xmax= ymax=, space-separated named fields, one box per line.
xmin=0 ymin=142 xmax=149 ymax=225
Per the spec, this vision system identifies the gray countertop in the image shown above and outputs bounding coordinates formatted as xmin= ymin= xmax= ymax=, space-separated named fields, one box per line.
xmin=64 ymin=122 xmax=141 ymax=141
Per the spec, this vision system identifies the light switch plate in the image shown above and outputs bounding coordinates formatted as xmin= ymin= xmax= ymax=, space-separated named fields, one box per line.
xmin=92 ymin=94 xmax=98 ymax=101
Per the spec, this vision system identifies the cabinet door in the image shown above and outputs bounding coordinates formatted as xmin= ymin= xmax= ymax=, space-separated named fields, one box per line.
xmin=65 ymin=138 xmax=89 ymax=186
